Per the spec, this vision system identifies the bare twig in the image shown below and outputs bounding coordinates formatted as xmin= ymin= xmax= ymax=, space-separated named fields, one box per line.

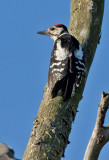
xmin=84 ymin=92 xmax=109 ymax=160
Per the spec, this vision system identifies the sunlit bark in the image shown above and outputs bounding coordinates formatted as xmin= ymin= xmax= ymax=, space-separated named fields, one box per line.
xmin=23 ymin=0 xmax=104 ymax=159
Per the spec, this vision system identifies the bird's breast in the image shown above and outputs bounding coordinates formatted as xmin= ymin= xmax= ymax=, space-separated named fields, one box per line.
xmin=54 ymin=41 xmax=69 ymax=61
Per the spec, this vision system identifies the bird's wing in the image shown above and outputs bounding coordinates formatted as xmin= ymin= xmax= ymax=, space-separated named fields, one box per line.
xmin=48 ymin=40 xmax=69 ymax=89
xmin=69 ymin=43 xmax=85 ymax=86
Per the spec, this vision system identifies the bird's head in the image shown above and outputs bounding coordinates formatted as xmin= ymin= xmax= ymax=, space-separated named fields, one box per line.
xmin=37 ymin=24 xmax=68 ymax=41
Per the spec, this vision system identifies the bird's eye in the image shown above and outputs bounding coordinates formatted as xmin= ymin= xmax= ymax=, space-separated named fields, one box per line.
xmin=50 ymin=27 xmax=55 ymax=31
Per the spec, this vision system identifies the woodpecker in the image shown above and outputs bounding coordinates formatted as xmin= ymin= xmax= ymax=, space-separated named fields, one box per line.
xmin=0 ymin=143 xmax=20 ymax=160
xmin=38 ymin=24 xmax=85 ymax=101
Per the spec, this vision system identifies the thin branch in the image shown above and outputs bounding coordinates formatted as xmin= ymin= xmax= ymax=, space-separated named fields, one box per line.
xmin=84 ymin=92 xmax=109 ymax=160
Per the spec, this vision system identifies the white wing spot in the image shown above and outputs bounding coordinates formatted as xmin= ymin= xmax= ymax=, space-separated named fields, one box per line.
xmin=78 ymin=60 xmax=85 ymax=66
xmin=75 ymin=61 xmax=85 ymax=66
xmin=74 ymin=45 xmax=83 ymax=60
xmin=76 ymin=66 xmax=84 ymax=71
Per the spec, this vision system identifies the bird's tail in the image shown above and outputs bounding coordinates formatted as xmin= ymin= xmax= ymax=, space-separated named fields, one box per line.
xmin=51 ymin=76 xmax=67 ymax=98
xmin=62 ymin=74 xmax=75 ymax=101
xmin=51 ymin=74 xmax=75 ymax=101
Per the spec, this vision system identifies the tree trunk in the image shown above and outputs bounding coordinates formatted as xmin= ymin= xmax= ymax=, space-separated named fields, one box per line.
xmin=23 ymin=0 xmax=104 ymax=159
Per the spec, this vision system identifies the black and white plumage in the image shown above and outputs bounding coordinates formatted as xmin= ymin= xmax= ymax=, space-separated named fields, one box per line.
xmin=38 ymin=24 xmax=85 ymax=101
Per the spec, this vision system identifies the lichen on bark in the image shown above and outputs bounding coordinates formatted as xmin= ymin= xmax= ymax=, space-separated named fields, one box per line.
xmin=23 ymin=0 xmax=104 ymax=159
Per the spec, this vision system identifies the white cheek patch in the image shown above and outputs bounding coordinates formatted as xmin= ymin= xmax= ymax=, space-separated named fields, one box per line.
xmin=53 ymin=27 xmax=63 ymax=35
xmin=55 ymin=41 xmax=68 ymax=61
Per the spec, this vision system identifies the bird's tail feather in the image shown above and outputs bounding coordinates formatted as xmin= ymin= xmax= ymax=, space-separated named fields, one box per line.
xmin=51 ymin=75 xmax=75 ymax=101
xmin=51 ymin=76 xmax=67 ymax=98
xmin=62 ymin=75 xmax=75 ymax=101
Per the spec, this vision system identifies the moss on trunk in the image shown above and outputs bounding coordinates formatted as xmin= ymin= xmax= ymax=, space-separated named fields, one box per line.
xmin=23 ymin=0 xmax=104 ymax=159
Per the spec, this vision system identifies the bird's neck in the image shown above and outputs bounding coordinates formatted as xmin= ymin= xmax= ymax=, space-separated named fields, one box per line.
xmin=55 ymin=31 xmax=69 ymax=41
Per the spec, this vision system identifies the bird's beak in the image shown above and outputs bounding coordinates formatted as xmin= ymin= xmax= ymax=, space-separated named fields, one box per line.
xmin=37 ymin=30 xmax=50 ymax=36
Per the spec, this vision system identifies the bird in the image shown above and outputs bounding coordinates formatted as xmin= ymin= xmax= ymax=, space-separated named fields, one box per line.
xmin=37 ymin=24 xmax=85 ymax=101
xmin=0 ymin=143 xmax=20 ymax=160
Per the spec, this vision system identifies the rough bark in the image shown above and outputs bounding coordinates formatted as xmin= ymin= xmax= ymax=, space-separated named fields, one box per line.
xmin=23 ymin=0 xmax=104 ymax=160
xmin=84 ymin=92 xmax=109 ymax=160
